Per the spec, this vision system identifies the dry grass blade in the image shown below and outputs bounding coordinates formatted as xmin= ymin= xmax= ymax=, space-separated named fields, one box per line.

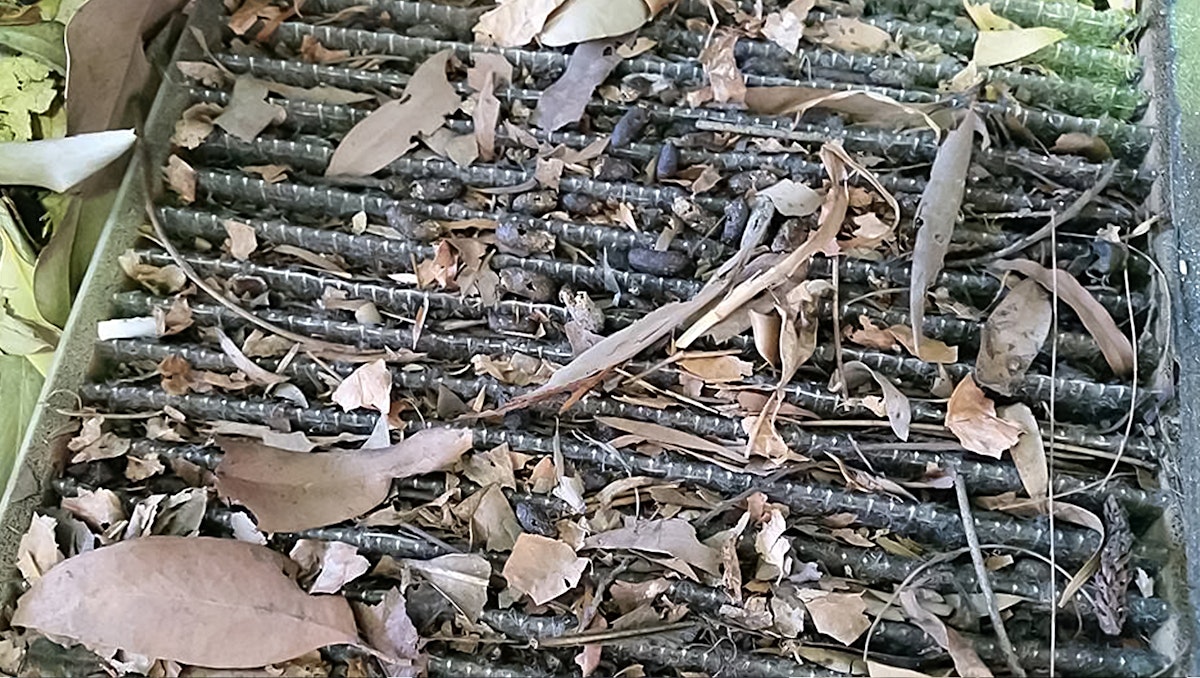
xmin=910 ymin=109 xmax=981 ymax=351
xmin=215 ymin=427 xmax=473 ymax=531
xmin=993 ymin=259 xmax=1134 ymax=376
xmin=595 ymin=416 xmax=738 ymax=460
xmin=13 ymin=537 xmax=358 ymax=668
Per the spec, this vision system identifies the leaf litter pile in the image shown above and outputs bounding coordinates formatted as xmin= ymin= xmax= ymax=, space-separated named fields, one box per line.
xmin=4 ymin=0 xmax=1183 ymax=676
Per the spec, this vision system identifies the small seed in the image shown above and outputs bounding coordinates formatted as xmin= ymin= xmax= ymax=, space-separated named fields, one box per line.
xmin=611 ymin=107 xmax=650 ymax=148
xmin=721 ymin=198 xmax=750 ymax=245
xmin=656 ymin=142 xmax=679 ymax=180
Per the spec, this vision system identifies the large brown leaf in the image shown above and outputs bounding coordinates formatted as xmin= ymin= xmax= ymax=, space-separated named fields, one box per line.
xmin=910 ymin=110 xmax=982 ymax=351
xmin=534 ymin=40 xmax=621 ymax=131
xmin=12 ymin=537 xmax=358 ymax=668
xmin=326 ymin=50 xmax=460 ymax=176
xmin=975 ymin=278 xmax=1052 ymax=395
xmin=216 ymin=427 xmax=473 ymax=531
xmin=993 ymin=259 xmax=1134 ymax=376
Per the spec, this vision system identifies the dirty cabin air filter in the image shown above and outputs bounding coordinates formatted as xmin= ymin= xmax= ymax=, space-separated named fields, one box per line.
xmin=2 ymin=0 xmax=1196 ymax=675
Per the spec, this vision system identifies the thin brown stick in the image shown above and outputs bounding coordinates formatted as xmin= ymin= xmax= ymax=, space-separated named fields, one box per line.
xmin=954 ymin=161 xmax=1117 ymax=268
xmin=532 ymin=621 xmax=696 ymax=648
xmin=953 ymin=474 xmax=1026 ymax=677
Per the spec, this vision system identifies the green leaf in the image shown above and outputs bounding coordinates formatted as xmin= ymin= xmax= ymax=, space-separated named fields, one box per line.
xmin=0 ymin=354 xmax=43 ymax=486
xmin=0 ymin=303 xmax=53 ymax=356
xmin=0 ymin=198 xmax=59 ymax=342
xmin=0 ymin=55 xmax=57 ymax=141
xmin=0 ymin=22 xmax=66 ymax=74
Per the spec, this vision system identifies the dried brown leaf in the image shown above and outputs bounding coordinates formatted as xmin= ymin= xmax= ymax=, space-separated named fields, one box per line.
xmin=889 ymin=324 xmax=959 ymax=363
xmin=164 ymin=154 xmax=196 ymax=204
xmin=353 ymin=588 xmax=420 ymax=669
xmin=214 ymin=76 xmax=285 ymax=142
xmin=404 ymin=553 xmax=490 ymax=622
xmin=327 ymin=50 xmax=460 ymax=177
xmin=16 ymin=514 xmax=61 ymax=582
xmin=976 ymin=278 xmax=1051 ymax=395
xmin=1051 ymin=132 xmax=1112 ymax=162
xmin=215 ymin=328 xmax=289 ymax=388
xmin=61 ymin=487 xmax=126 ymax=531
xmin=215 ymin=427 xmax=473 ymax=532
xmin=223 ymin=219 xmax=258 ymax=261
xmin=503 ymin=533 xmax=588 ymax=605
xmin=998 ymin=403 xmax=1047 ymax=501
xmin=535 ymin=40 xmax=621 ymax=132
xmin=814 ymin=18 xmax=893 ymax=53
xmin=699 ymin=29 xmax=745 ymax=105
xmin=538 ymin=0 xmax=653 ymax=47
xmin=994 ymin=259 xmax=1134 ymax=376
xmin=758 ymin=178 xmax=822 ymax=217
xmin=12 ymin=537 xmax=359 ymax=668
xmin=473 ymin=74 xmax=501 ymax=162
xmin=290 ymin=540 xmax=370 ymax=595
xmin=899 ymin=590 xmax=993 ymax=677
xmin=474 ymin=0 xmax=568 ymax=47
xmin=332 ymin=358 xmax=392 ymax=413
xmin=841 ymin=360 xmax=911 ymax=441
xmin=745 ymin=87 xmax=938 ymax=131
xmin=459 ymin=484 xmax=521 ymax=551
xmin=761 ymin=0 xmax=814 ymax=53
xmin=755 ymin=509 xmax=793 ymax=581
xmin=299 ymin=34 xmax=349 ymax=64
xmin=678 ymin=354 xmax=753 ymax=382
xmin=584 ymin=518 xmax=721 ymax=577
xmin=797 ymin=590 xmax=869 ymax=645
xmin=172 ymin=102 xmax=221 ymax=149
xmin=945 ymin=375 xmax=1020 ymax=458
xmin=910 ymin=110 xmax=982 ymax=351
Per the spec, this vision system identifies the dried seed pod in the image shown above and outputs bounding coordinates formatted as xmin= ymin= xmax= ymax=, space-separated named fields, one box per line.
xmin=593 ymin=156 xmax=636 ymax=182
xmin=512 ymin=190 xmax=558 ymax=216
xmin=627 ymin=247 xmax=692 ymax=277
xmin=560 ymin=192 xmax=601 ymax=216
xmin=410 ymin=177 xmax=464 ymax=202
xmin=386 ymin=205 xmax=441 ymax=241
xmin=611 ymin=106 xmax=650 ymax=148
xmin=499 ymin=267 xmax=557 ymax=302
xmin=721 ymin=197 xmax=750 ymax=244
xmin=727 ymin=169 xmax=780 ymax=194
xmin=656 ymin=142 xmax=679 ymax=180
xmin=497 ymin=221 xmax=556 ymax=257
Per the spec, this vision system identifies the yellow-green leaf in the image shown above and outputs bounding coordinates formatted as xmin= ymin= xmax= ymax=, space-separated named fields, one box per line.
xmin=0 ymin=354 xmax=43 ymax=485
xmin=0 ymin=22 xmax=67 ymax=74
xmin=0 ymin=304 xmax=54 ymax=356
xmin=963 ymin=0 xmax=1019 ymax=31
xmin=0 ymin=55 xmax=58 ymax=141
xmin=974 ymin=26 xmax=1067 ymax=68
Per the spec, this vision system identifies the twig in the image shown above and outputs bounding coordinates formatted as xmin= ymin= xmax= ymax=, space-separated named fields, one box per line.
xmin=577 ymin=558 xmax=632 ymax=631
xmin=953 ymin=161 xmax=1117 ymax=268
xmin=953 ymin=474 xmax=1026 ymax=677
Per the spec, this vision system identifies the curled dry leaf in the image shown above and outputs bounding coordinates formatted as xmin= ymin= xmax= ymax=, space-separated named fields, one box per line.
xmin=758 ymin=178 xmax=822 ymax=217
xmin=214 ymin=328 xmax=288 ymax=387
xmin=12 ymin=537 xmax=359 ymax=668
xmin=797 ymin=590 xmax=869 ymax=645
xmin=223 ymin=220 xmax=257 ymax=261
xmin=404 ymin=553 xmax=491 ymax=622
xmin=841 ymin=360 xmax=911 ymax=441
xmin=899 ymin=589 xmax=993 ymax=678
xmin=327 ymin=50 xmax=460 ymax=177
xmin=910 ymin=110 xmax=982 ymax=352
xmin=584 ymin=518 xmax=721 ymax=578
xmin=535 ymin=40 xmax=622 ymax=132
xmin=61 ymin=487 xmax=126 ymax=531
xmin=761 ymin=0 xmax=814 ymax=53
xmin=332 ymin=358 xmax=392 ymax=413
xmin=164 ymin=154 xmax=196 ymax=204
xmin=290 ymin=540 xmax=370 ymax=595
xmin=975 ymin=278 xmax=1051 ymax=395
xmin=754 ymin=509 xmax=792 ymax=581
xmin=993 ymin=259 xmax=1134 ymax=376
xmin=215 ymin=427 xmax=473 ymax=532
xmin=889 ymin=324 xmax=959 ymax=363
xmin=353 ymin=588 xmax=420 ymax=669
xmin=998 ymin=403 xmax=1047 ymax=501
xmin=16 ymin=514 xmax=61 ymax=582
xmin=699 ymin=29 xmax=745 ymax=105
xmin=945 ymin=375 xmax=1020 ymax=458
xmin=503 ymin=533 xmax=588 ymax=605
